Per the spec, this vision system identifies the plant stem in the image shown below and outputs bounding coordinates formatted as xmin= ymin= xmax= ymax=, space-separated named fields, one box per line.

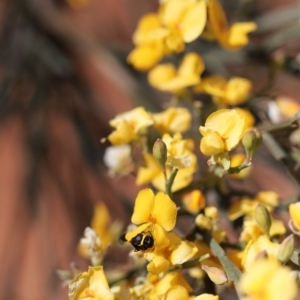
xmin=165 ymin=167 xmax=178 ymax=197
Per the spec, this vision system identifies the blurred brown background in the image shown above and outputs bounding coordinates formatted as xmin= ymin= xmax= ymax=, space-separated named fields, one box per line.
xmin=0 ymin=0 xmax=299 ymax=299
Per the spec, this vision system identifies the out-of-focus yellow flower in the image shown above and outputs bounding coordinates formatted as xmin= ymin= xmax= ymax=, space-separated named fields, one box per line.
xmin=240 ymin=218 xmax=286 ymax=244
xmin=68 ymin=266 xmax=114 ymax=300
xmin=194 ymin=75 xmax=252 ymax=106
xmin=152 ymin=107 xmax=192 ymax=133
xmin=228 ymin=191 xmax=279 ymax=221
xmin=78 ymin=203 xmax=112 ymax=265
xmin=182 ymin=190 xmax=206 ymax=214
xmin=136 ymin=134 xmax=197 ymax=192
xmin=148 ymin=53 xmax=205 ymax=93
xmin=192 ymin=295 xmax=219 ymax=300
xmin=239 ymin=259 xmax=297 ymax=300
xmin=108 ymin=107 xmax=154 ymax=145
xmin=207 ymin=0 xmax=256 ymax=50
xmin=199 ymin=109 xmax=245 ymax=156
xmin=229 ymin=153 xmax=252 ymax=179
xmin=289 ymin=202 xmax=300 ymax=231
xmin=153 ymin=271 xmax=192 ymax=298
xmin=242 ymin=235 xmax=280 ymax=271
xmin=159 ymin=0 xmax=207 ymax=44
xmin=195 ymin=206 xmax=226 ymax=243
xmin=128 ymin=0 xmax=207 ymax=70
xmin=127 ymin=14 xmax=167 ymax=71
xmin=268 ymin=96 xmax=300 ymax=123
xmin=125 ymin=189 xmax=177 ymax=251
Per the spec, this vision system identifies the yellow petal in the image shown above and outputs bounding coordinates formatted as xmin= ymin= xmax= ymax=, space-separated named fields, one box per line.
xmin=127 ymin=44 xmax=164 ymax=71
xmin=178 ymin=53 xmax=205 ymax=78
xmin=170 ymin=240 xmax=198 ymax=265
xmin=225 ymin=77 xmax=252 ymax=105
xmin=200 ymin=131 xmax=225 ymax=156
xmin=108 ymin=121 xmax=135 ymax=145
xmin=147 ymin=254 xmax=170 ymax=274
xmin=208 ymin=0 xmax=228 ymax=37
xmin=148 ymin=64 xmax=177 ymax=89
xmin=164 ymin=285 xmax=189 ymax=300
xmin=133 ymin=13 xmax=162 ymax=45
xmin=136 ymin=154 xmax=161 ymax=186
xmin=131 ymin=189 xmax=155 ymax=225
xmin=289 ymin=202 xmax=300 ymax=230
xmin=222 ymin=22 xmax=257 ymax=49
xmin=153 ymin=224 xmax=170 ymax=250
xmin=180 ymin=0 xmax=207 ymax=42
xmin=152 ymin=192 xmax=177 ymax=231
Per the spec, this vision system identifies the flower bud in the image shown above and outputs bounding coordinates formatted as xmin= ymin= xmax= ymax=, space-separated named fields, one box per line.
xmin=242 ymin=128 xmax=262 ymax=161
xmin=201 ymin=265 xmax=228 ymax=285
xmin=153 ymin=138 xmax=167 ymax=169
xmin=277 ymin=234 xmax=294 ymax=264
xmin=255 ymin=204 xmax=271 ymax=237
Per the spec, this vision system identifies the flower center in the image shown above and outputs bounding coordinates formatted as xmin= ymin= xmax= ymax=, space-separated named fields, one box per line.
xmin=148 ymin=214 xmax=157 ymax=223
xmin=85 ymin=289 xmax=96 ymax=297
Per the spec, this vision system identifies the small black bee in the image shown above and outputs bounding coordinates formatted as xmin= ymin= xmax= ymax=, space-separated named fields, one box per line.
xmin=119 ymin=231 xmax=154 ymax=252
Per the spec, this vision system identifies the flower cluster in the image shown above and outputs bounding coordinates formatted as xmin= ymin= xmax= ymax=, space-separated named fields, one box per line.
xmin=63 ymin=1 xmax=300 ymax=300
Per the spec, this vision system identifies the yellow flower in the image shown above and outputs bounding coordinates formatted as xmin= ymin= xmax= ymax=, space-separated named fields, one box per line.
xmin=136 ymin=134 xmax=197 ymax=192
xmin=228 ymin=191 xmax=279 ymax=221
xmin=159 ymin=0 xmax=207 ymax=44
xmin=108 ymin=107 xmax=154 ymax=145
xmin=148 ymin=53 xmax=205 ymax=93
xmin=194 ymin=75 xmax=252 ymax=106
xmin=68 ymin=266 xmax=114 ymax=300
xmin=239 ymin=259 xmax=297 ymax=300
xmin=207 ymin=0 xmax=256 ymax=50
xmin=145 ymin=231 xmax=198 ymax=274
xmin=240 ymin=218 xmax=286 ymax=244
xmin=128 ymin=0 xmax=207 ymax=70
xmin=152 ymin=107 xmax=192 ymax=134
xmin=127 ymin=14 xmax=168 ymax=71
xmin=289 ymin=202 xmax=300 ymax=231
xmin=182 ymin=190 xmax=206 ymax=214
xmin=242 ymin=235 xmax=280 ymax=271
xmin=125 ymin=189 xmax=177 ymax=251
xmin=199 ymin=109 xmax=245 ymax=156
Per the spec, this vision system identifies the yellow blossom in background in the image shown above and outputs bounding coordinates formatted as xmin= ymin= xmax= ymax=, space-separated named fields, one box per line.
xmin=239 ymin=259 xmax=297 ymax=300
xmin=159 ymin=0 xmax=207 ymax=44
xmin=207 ymin=0 xmax=257 ymax=50
xmin=240 ymin=218 xmax=286 ymax=244
xmin=127 ymin=14 xmax=167 ymax=71
xmin=108 ymin=107 xmax=154 ymax=145
xmin=199 ymin=109 xmax=245 ymax=156
xmin=228 ymin=191 xmax=279 ymax=221
xmin=148 ymin=53 xmax=205 ymax=93
xmin=152 ymin=271 xmax=192 ymax=298
xmin=152 ymin=107 xmax=192 ymax=133
xmin=194 ymin=75 xmax=252 ymax=106
xmin=128 ymin=0 xmax=207 ymax=70
xmin=125 ymin=189 xmax=177 ymax=251
xmin=242 ymin=235 xmax=280 ymax=271
xmin=289 ymin=202 xmax=300 ymax=231
xmin=182 ymin=190 xmax=206 ymax=214
xmin=68 ymin=266 xmax=114 ymax=300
